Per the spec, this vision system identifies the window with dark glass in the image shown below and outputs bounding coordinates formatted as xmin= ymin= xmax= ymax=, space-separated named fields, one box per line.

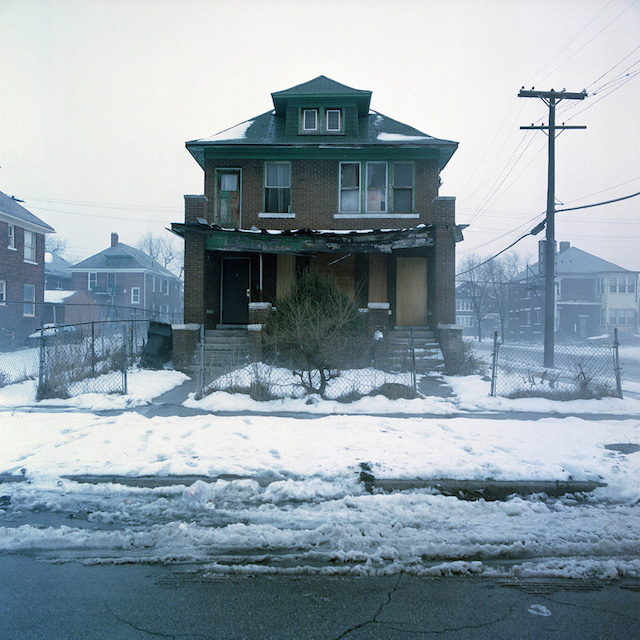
xmin=366 ymin=162 xmax=387 ymax=212
xmin=393 ymin=162 xmax=414 ymax=212
xmin=339 ymin=162 xmax=360 ymax=212
xmin=264 ymin=162 xmax=291 ymax=213
xmin=23 ymin=284 xmax=35 ymax=316
xmin=326 ymin=109 xmax=341 ymax=132
xmin=302 ymin=109 xmax=318 ymax=131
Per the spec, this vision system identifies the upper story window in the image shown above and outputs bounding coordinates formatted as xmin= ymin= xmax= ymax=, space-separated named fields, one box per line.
xmin=264 ymin=162 xmax=291 ymax=214
xmin=339 ymin=162 xmax=360 ymax=212
xmin=7 ymin=224 xmax=15 ymax=249
xmin=131 ymin=287 xmax=140 ymax=304
xmin=326 ymin=109 xmax=341 ymax=132
xmin=302 ymin=109 xmax=318 ymax=132
xmin=23 ymin=283 xmax=35 ymax=316
xmin=366 ymin=162 xmax=387 ymax=212
xmin=88 ymin=272 xmax=97 ymax=290
xmin=161 ymin=278 xmax=169 ymax=295
xmin=0 ymin=280 xmax=5 ymax=305
xmin=24 ymin=230 xmax=36 ymax=262
xmin=392 ymin=162 xmax=414 ymax=212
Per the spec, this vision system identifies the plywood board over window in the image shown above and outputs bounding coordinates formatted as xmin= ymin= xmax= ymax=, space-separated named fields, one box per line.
xmin=310 ymin=254 xmax=355 ymax=300
xmin=396 ymin=257 xmax=428 ymax=326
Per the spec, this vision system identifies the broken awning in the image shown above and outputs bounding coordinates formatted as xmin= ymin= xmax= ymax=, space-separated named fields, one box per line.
xmin=171 ymin=223 xmax=438 ymax=254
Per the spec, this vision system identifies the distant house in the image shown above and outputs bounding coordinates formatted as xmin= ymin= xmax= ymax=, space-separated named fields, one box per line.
xmin=0 ymin=190 xmax=54 ymax=348
xmin=509 ymin=241 xmax=639 ymax=341
xmin=69 ymin=233 xmax=183 ymax=323
xmin=45 ymin=252 xmax=73 ymax=290
xmin=172 ymin=76 xmax=463 ymax=355
xmin=42 ymin=290 xmax=101 ymax=327
xmin=455 ymin=282 xmax=500 ymax=339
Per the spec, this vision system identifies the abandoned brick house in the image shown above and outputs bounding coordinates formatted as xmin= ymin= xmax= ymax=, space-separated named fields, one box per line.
xmin=172 ymin=76 xmax=464 ymax=365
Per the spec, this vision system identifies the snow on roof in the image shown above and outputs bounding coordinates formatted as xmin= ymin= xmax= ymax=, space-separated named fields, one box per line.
xmin=377 ymin=132 xmax=431 ymax=142
xmin=44 ymin=290 xmax=77 ymax=304
xmin=198 ymin=119 xmax=254 ymax=142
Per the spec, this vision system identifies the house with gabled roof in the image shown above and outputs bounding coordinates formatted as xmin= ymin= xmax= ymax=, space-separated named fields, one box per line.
xmin=508 ymin=241 xmax=639 ymax=341
xmin=171 ymin=76 xmax=464 ymax=366
xmin=0 ymin=189 xmax=55 ymax=348
xmin=70 ymin=233 xmax=183 ymax=323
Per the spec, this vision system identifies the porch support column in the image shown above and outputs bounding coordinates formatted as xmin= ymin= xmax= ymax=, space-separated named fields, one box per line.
xmin=433 ymin=196 xmax=456 ymax=327
xmin=183 ymin=195 xmax=208 ymax=325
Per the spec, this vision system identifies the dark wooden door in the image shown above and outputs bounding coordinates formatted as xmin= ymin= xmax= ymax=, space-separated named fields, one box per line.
xmin=221 ymin=258 xmax=250 ymax=324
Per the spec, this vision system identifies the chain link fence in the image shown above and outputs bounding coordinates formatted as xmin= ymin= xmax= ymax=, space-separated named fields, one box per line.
xmin=35 ymin=319 xmax=149 ymax=399
xmin=196 ymin=331 xmax=418 ymax=402
xmin=490 ymin=334 xmax=622 ymax=400
xmin=0 ymin=297 xmax=180 ymax=399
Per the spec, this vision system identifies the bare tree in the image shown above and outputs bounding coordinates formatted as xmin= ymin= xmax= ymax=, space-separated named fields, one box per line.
xmin=45 ymin=235 xmax=69 ymax=257
xmin=457 ymin=254 xmax=493 ymax=342
xmin=486 ymin=252 xmax=523 ymax=343
xmin=136 ymin=231 xmax=183 ymax=278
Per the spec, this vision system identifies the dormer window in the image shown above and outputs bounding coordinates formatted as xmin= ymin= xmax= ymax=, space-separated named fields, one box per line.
xmin=326 ymin=109 xmax=341 ymax=132
xmin=302 ymin=109 xmax=318 ymax=131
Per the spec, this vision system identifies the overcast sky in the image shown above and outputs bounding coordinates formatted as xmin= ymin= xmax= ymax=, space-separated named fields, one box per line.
xmin=1 ymin=0 xmax=639 ymax=270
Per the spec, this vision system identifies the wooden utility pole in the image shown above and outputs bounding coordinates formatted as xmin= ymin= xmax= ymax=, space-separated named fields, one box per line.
xmin=519 ymin=88 xmax=587 ymax=368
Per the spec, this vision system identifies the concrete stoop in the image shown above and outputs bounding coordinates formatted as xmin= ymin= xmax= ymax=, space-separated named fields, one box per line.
xmin=385 ymin=328 xmax=444 ymax=374
xmin=189 ymin=328 xmax=250 ymax=378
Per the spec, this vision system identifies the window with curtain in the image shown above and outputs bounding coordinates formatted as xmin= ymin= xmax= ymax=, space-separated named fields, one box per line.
xmin=340 ymin=162 xmax=360 ymax=212
xmin=264 ymin=162 xmax=291 ymax=213
xmin=366 ymin=162 xmax=387 ymax=212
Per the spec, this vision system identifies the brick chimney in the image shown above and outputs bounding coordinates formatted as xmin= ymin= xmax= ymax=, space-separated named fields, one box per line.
xmin=111 ymin=232 xmax=119 ymax=247
xmin=559 ymin=241 xmax=570 ymax=253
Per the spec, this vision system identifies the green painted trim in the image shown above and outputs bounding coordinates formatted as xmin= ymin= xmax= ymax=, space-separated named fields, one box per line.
xmin=200 ymin=146 xmax=441 ymax=161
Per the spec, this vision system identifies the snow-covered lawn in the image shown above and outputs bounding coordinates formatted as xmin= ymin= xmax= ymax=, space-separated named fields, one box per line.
xmin=2 ymin=362 xmax=640 ymax=580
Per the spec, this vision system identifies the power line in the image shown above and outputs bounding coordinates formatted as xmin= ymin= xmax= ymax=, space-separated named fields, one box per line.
xmin=556 ymin=189 xmax=640 ymax=212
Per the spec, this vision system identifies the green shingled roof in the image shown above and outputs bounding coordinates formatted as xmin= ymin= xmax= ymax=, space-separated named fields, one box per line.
xmin=186 ymin=76 xmax=458 ymax=170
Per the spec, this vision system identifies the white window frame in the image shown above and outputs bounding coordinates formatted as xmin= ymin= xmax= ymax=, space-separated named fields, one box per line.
xmin=339 ymin=162 xmax=361 ymax=213
xmin=131 ymin=287 xmax=140 ymax=304
xmin=0 ymin=280 xmax=6 ymax=305
xmin=23 ymin=283 xmax=35 ymax=317
xmin=88 ymin=272 xmax=97 ymax=290
xmin=7 ymin=224 xmax=15 ymax=250
xmin=24 ymin=230 xmax=36 ymax=262
xmin=326 ymin=109 xmax=341 ymax=132
xmin=302 ymin=109 xmax=318 ymax=132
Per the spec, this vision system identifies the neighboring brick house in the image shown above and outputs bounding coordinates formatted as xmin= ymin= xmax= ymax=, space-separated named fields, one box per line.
xmin=45 ymin=252 xmax=73 ymax=290
xmin=508 ymin=241 xmax=639 ymax=341
xmin=172 ymin=76 xmax=463 ymax=348
xmin=455 ymin=283 xmax=500 ymax=339
xmin=42 ymin=290 xmax=101 ymax=326
xmin=0 ymin=190 xmax=54 ymax=348
xmin=70 ymin=233 xmax=183 ymax=323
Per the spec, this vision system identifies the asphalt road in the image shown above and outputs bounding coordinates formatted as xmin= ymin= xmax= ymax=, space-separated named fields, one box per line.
xmin=2 ymin=553 xmax=640 ymax=640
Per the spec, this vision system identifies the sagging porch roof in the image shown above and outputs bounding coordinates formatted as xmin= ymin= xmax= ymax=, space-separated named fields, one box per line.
xmin=171 ymin=222 xmax=436 ymax=254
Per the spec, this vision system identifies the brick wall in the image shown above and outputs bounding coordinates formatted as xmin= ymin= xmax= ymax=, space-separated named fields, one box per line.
xmin=0 ymin=222 xmax=45 ymax=346
xmin=432 ymin=197 xmax=456 ymax=326
xmin=203 ymin=158 xmax=440 ymax=231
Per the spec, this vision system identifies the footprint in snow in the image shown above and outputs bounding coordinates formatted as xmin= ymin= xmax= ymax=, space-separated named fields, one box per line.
xmin=528 ymin=604 xmax=551 ymax=617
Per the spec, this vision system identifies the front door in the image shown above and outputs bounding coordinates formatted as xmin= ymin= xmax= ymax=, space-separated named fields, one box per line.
xmin=396 ymin=257 xmax=428 ymax=326
xmin=217 ymin=170 xmax=241 ymax=228
xmin=221 ymin=258 xmax=250 ymax=325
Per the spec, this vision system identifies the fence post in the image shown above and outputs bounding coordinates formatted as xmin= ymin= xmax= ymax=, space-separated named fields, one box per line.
xmin=123 ymin=330 xmax=128 ymax=395
xmin=91 ymin=322 xmax=96 ymax=375
xmin=613 ymin=327 xmax=623 ymax=399
xmin=198 ymin=323 xmax=205 ymax=399
xmin=490 ymin=330 xmax=499 ymax=397
xmin=37 ymin=320 xmax=45 ymax=399
xmin=410 ymin=326 xmax=417 ymax=393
